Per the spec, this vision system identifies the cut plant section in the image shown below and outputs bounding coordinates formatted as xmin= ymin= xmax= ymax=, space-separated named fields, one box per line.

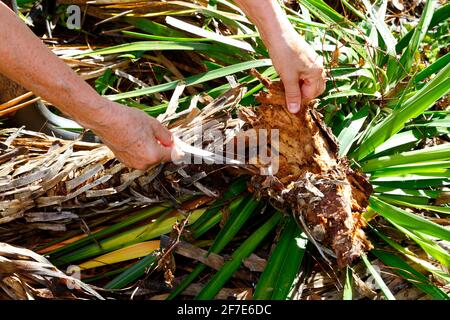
xmin=241 ymin=73 xmax=372 ymax=267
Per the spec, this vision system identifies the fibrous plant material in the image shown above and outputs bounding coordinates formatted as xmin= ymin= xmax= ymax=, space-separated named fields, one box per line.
xmin=240 ymin=72 xmax=373 ymax=267
xmin=0 ymin=242 xmax=104 ymax=300
xmin=0 ymin=86 xmax=245 ymax=229
xmin=0 ymin=77 xmax=372 ymax=276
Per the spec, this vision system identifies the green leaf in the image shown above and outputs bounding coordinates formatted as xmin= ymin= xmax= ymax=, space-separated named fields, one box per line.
xmin=378 ymin=194 xmax=450 ymax=215
xmin=353 ymin=62 xmax=450 ymax=161
xmin=167 ymin=196 xmax=260 ymax=299
xmin=337 ymin=105 xmax=369 ymax=157
xmin=370 ymin=127 xmax=449 ymax=157
xmin=53 ymin=208 xmax=205 ymax=265
xmin=362 ymin=0 xmax=397 ymax=54
xmin=396 ymin=3 xmax=450 ymax=54
xmin=362 ymin=144 xmax=450 ymax=172
xmin=373 ymin=180 xmax=449 ymax=190
xmin=165 ymin=16 xmax=255 ymax=52
xmin=108 ymin=59 xmax=272 ymax=101
xmin=192 ymin=196 xmax=245 ymax=239
xmin=299 ymin=0 xmax=345 ymax=24
xmin=195 ymin=212 xmax=282 ymax=299
xmin=372 ymin=225 xmax=450 ymax=282
xmin=387 ymin=0 xmax=437 ymax=82
xmin=413 ymin=52 xmax=450 ymax=83
xmin=104 ymin=253 xmax=158 ymax=289
xmin=122 ymin=30 xmax=257 ymax=43
xmin=190 ymin=176 xmax=247 ymax=232
xmin=75 ymin=41 xmax=217 ymax=58
xmin=370 ymin=161 xmax=450 ymax=178
xmin=343 ymin=267 xmax=353 ymax=300
xmin=371 ymin=176 xmax=449 ymax=189
xmin=124 ymin=17 xmax=186 ymax=37
xmin=254 ymin=217 xmax=307 ymax=300
xmin=361 ymin=253 xmax=396 ymax=300
xmin=372 ymin=250 xmax=449 ymax=300
xmin=408 ymin=117 xmax=450 ymax=128
xmin=394 ymin=223 xmax=450 ymax=268
xmin=374 ymin=187 xmax=444 ymax=200
xmin=376 ymin=192 xmax=437 ymax=205
xmin=369 ymin=196 xmax=450 ymax=241
xmin=95 ymin=68 xmax=117 ymax=95
xmin=48 ymin=203 xmax=173 ymax=258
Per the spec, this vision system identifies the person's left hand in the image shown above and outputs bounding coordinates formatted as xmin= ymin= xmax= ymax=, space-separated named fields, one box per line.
xmin=265 ymin=28 xmax=326 ymax=113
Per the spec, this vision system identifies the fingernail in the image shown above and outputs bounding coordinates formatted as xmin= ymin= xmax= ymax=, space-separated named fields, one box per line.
xmin=288 ymin=103 xmax=300 ymax=113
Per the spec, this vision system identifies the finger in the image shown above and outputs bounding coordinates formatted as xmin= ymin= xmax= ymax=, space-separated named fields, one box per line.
xmin=144 ymin=137 xmax=174 ymax=164
xmin=300 ymin=79 xmax=316 ymax=102
xmin=301 ymin=75 xmax=324 ymax=102
xmin=149 ymin=119 xmax=173 ymax=147
xmin=170 ymin=143 xmax=185 ymax=163
xmin=159 ymin=145 xmax=175 ymax=163
xmin=318 ymin=73 xmax=326 ymax=95
xmin=301 ymin=65 xmax=326 ymax=99
xmin=282 ymin=75 xmax=302 ymax=114
xmin=316 ymin=69 xmax=327 ymax=96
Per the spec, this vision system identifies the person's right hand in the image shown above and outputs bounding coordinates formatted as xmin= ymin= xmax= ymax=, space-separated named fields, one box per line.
xmin=233 ymin=0 xmax=325 ymax=114
xmin=92 ymin=102 xmax=178 ymax=170
xmin=265 ymin=29 xmax=326 ymax=114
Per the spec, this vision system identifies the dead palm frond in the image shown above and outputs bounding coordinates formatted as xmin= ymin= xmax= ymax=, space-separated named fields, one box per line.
xmin=0 ymin=242 xmax=103 ymax=300
xmin=0 ymin=83 xmax=245 ymax=230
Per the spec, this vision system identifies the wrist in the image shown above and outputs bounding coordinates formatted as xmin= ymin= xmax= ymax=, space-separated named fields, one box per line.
xmin=71 ymin=95 xmax=123 ymax=134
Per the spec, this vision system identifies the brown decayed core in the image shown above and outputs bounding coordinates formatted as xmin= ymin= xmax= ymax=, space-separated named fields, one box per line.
xmin=242 ymin=74 xmax=372 ymax=267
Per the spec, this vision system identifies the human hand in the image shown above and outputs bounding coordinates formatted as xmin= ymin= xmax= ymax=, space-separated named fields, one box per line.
xmin=91 ymin=102 xmax=179 ymax=170
xmin=266 ymin=29 xmax=326 ymax=113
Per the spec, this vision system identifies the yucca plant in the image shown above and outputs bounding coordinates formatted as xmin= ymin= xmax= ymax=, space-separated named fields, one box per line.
xmin=0 ymin=0 xmax=448 ymax=300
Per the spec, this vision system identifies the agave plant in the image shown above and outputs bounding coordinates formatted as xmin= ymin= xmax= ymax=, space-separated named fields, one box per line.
xmin=0 ymin=0 xmax=448 ymax=300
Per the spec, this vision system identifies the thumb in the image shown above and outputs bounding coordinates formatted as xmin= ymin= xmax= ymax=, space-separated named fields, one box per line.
xmin=150 ymin=119 xmax=173 ymax=147
xmin=158 ymin=144 xmax=176 ymax=163
xmin=282 ymin=76 xmax=302 ymax=114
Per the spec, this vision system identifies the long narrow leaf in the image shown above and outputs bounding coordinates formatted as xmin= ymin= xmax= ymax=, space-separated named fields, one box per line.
xmin=369 ymin=197 xmax=450 ymax=241
xmin=108 ymin=59 xmax=272 ymax=100
xmin=372 ymin=249 xmax=449 ymax=300
xmin=195 ymin=212 xmax=282 ymax=300
xmin=362 ymin=144 xmax=450 ymax=172
xmin=343 ymin=267 xmax=353 ymax=300
xmin=354 ymin=62 xmax=450 ymax=160
xmin=254 ymin=217 xmax=307 ymax=300
xmin=387 ymin=0 xmax=436 ymax=82
xmin=361 ymin=253 xmax=396 ymax=300
xmin=167 ymin=196 xmax=260 ymax=299
xmin=54 ymin=208 xmax=205 ymax=265
xmin=104 ymin=253 xmax=158 ymax=289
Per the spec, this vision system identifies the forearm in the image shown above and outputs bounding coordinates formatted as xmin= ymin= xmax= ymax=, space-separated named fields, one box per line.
xmin=0 ymin=3 xmax=116 ymax=131
xmin=234 ymin=0 xmax=298 ymax=45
